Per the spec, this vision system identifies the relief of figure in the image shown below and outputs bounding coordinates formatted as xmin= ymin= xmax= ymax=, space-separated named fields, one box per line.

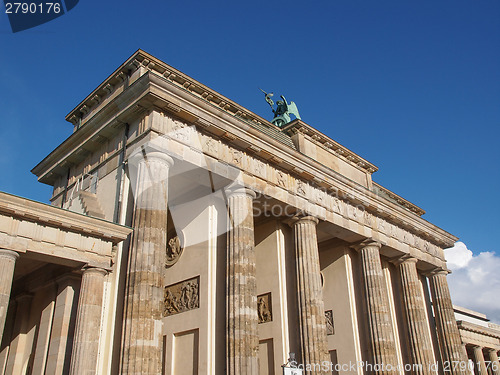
xmin=254 ymin=160 xmax=265 ymax=177
xmin=276 ymin=170 xmax=286 ymax=187
xmin=166 ymin=235 xmax=183 ymax=266
xmin=164 ymin=289 xmax=180 ymax=315
xmin=325 ymin=310 xmax=334 ymax=335
xmin=232 ymin=150 xmax=243 ymax=165
xmin=297 ymin=180 xmax=306 ymax=196
xmin=332 ymin=196 xmax=342 ymax=213
xmin=180 ymin=282 xmax=192 ymax=309
xmin=257 ymin=294 xmax=272 ymax=323
xmin=191 ymin=282 xmax=199 ymax=309
xmin=204 ymin=137 xmax=217 ymax=155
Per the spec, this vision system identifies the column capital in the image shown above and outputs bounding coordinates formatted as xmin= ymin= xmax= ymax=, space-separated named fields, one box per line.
xmin=351 ymin=238 xmax=382 ymax=252
xmin=0 ymin=249 xmax=19 ymax=261
xmin=81 ymin=266 xmax=108 ymax=277
xmin=423 ymin=267 xmax=451 ymax=277
xmin=286 ymin=214 xmax=319 ymax=228
xmin=129 ymin=148 xmax=174 ymax=168
xmin=224 ymin=183 xmax=256 ymax=199
xmin=391 ymin=254 xmax=418 ymax=266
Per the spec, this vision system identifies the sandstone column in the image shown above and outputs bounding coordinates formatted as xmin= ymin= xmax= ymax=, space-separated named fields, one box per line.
xmin=0 ymin=249 xmax=19 ymax=344
xmin=488 ymin=350 xmax=500 ymax=375
xmin=353 ymin=240 xmax=398 ymax=375
xmin=4 ymin=293 xmax=33 ymax=374
xmin=395 ymin=256 xmax=436 ymax=374
xmin=45 ymin=274 xmax=80 ymax=375
xmin=290 ymin=216 xmax=329 ymax=374
xmin=69 ymin=267 xmax=107 ymax=375
xmin=428 ymin=269 xmax=468 ymax=375
xmin=31 ymin=283 xmax=57 ymax=375
xmin=226 ymin=185 xmax=259 ymax=375
xmin=472 ymin=346 xmax=488 ymax=375
xmin=121 ymin=151 xmax=173 ymax=374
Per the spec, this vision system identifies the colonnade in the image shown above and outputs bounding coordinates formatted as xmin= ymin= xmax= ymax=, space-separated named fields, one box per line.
xmin=0 ymin=249 xmax=107 ymax=374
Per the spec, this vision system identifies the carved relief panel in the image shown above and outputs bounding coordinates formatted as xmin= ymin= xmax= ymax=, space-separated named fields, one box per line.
xmin=325 ymin=310 xmax=334 ymax=335
xmin=257 ymin=292 xmax=272 ymax=324
xmin=164 ymin=276 xmax=200 ymax=317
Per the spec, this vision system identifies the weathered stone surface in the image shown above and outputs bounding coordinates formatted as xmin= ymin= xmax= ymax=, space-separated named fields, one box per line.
xmin=69 ymin=267 xmax=107 ymax=375
xmin=488 ymin=349 xmax=500 ymax=375
xmin=121 ymin=150 xmax=173 ymax=375
xmin=353 ymin=240 xmax=398 ymax=375
xmin=428 ymin=270 xmax=468 ymax=375
xmin=290 ymin=216 xmax=330 ymax=374
xmin=395 ymin=256 xmax=436 ymax=374
xmin=472 ymin=346 xmax=488 ymax=375
xmin=0 ymin=249 xmax=18 ymax=344
xmin=226 ymin=186 xmax=259 ymax=375
xmin=45 ymin=274 xmax=80 ymax=375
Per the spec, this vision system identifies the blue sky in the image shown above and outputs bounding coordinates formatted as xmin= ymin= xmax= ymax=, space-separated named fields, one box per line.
xmin=1 ymin=2 xmax=499 ymax=316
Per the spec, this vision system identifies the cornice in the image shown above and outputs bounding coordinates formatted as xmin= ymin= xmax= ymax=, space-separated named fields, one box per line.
xmin=281 ymin=120 xmax=379 ymax=175
xmin=66 ymin=49 xmax=275 ymax=131
xmin=372 ymin=182 xmax=426 ymax=216
xmin=0 ymin=191 xmax=132 ymax=243
xmin=457 ymin=320 xmax=500 ymax=340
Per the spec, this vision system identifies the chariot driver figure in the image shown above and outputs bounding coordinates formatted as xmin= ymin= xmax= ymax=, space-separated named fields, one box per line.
xmin=260 ymin=88 xmax=301 ymax=128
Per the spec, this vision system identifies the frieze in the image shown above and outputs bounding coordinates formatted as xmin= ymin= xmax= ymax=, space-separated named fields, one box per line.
xmin=257 ymin=292 xmax=272 ymax=324
xmin=163 ymin=276 xmax=200 ymax=317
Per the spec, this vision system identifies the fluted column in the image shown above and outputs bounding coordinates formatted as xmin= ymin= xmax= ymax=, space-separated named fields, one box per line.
xmin=290 ymin=215 xmax=329 ymax=374
xmin=395 ymin=256 xmax=436 ymax=374
xmin=428 ymin=269 xmax=468 ymax=375
xmin=4 ymin=293 xmax=33 ymax=374
xmin=472 ymin=346 xmax=488 ymax=375
xmin=353 ymin=240 xmax=398 ymax=375
xmin=122 ymin=151 xmax=173 ymax=374
xmin=69 ymin=267 xmax=107 ymax=375
xmin=0 ymin=249 xmax=19 ymax=344
xmin=226 ymin=186 xmax=259 ymax=375
xmin=488 ymin=350 xmax=500 ymax=375
xmin=45 ymin=274 xmax=80 ymax=375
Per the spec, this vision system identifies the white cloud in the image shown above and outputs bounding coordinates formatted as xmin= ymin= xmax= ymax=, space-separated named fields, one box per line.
xmin=444 ymin=242 xmax=500 ymax=324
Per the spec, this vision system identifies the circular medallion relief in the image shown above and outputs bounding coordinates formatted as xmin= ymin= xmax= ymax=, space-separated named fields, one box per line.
xmin=165 ymin=229 xmax=184 ymax=267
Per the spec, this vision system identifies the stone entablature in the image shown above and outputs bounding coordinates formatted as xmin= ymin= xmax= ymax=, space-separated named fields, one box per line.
xmin=0 ymin=191 xmax=131 ymax=268
xmin=458 ymin=321 xmax=500 ymax=350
